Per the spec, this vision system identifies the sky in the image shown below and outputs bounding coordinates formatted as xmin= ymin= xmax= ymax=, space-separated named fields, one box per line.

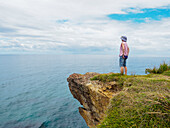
xmin=0 ymin=0 xmax=170 ymax=56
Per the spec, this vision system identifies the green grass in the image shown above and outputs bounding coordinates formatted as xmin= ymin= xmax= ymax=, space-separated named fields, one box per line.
xmin=163 ymin=70 xmax=170 ymax=76
xmin=90 ymin=73 xmax=122 ymax=82
xmin=90 ymin=73 xmax=153 ymax=84
xmin=90 ymin=73 xmax=137 ymax=83
xmin=97 ymin=77 xmax=170 ymax=128
xmin=145 ymin=62 xmax=170 ymax=74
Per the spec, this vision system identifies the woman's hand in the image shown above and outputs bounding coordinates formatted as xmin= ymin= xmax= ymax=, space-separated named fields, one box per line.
xmin=122 ymin=55 xmax=125 ymax=58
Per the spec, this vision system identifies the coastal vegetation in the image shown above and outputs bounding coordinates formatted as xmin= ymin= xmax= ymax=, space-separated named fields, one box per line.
xmin=145 ymin=62 xmax=170 ymax=74
xmin=90 ymin=63 xmax=170 ymax=128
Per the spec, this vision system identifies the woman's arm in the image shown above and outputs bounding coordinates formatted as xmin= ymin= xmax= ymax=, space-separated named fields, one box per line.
xmin=121 ymin=43 xmax=125 ymax=57
xmin=128 ymin=47 xmax=130 ymax=56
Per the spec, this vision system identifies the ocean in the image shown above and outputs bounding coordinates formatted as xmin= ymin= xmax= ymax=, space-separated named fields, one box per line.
xmin=0 ymin=55 xmax=169 ymax=128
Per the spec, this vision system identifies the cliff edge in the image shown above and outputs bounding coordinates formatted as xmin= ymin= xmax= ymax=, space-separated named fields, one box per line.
xmin=67 ymin=72 xmax=128 ymax=127
xmin=67 ymin=72 xmax=170 ymax=128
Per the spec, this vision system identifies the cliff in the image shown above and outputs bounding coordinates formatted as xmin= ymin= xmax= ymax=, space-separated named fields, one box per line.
xmin=67 ymin=72 xmax=116 ymax=127
xmin=67 ymin=72 xmax=170 ymax=128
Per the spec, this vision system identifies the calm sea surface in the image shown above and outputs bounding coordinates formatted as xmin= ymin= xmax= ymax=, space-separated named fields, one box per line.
xmin=0 ymin=55 xmax=169 ymax=128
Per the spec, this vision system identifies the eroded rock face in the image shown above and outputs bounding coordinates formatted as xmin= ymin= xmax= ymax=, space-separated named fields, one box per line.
xmin=67 ymin=72 xmax=122 ymax=127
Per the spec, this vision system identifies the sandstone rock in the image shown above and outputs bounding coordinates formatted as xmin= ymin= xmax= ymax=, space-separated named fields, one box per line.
xmin=67 ymin=72 xmax=122 ymax=127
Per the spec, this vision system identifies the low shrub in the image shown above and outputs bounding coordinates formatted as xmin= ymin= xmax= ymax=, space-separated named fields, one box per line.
xmin=145 ymin=62 xmax=169 ymax=74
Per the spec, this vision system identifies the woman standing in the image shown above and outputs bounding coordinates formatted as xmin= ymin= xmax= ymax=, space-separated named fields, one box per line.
xmin=119 ymin=36 xmax=130 ymax=75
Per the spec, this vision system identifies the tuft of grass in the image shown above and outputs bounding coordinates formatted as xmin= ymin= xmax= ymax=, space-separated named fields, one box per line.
xmin=90 ymin=75 xmax=100 ymax=81
xmin=90 ymin=74 xmax=109 ymax=82
xmin=145 ymin=62 xmax=170 ymax=74
xmin=163 ymin=70 xmax=170 ymax=76
xmin=90 ymin=73 xmax=121 ymax=82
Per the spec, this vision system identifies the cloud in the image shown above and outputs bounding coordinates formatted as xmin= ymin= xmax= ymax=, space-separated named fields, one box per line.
xmin=0 ymin=0 xmax=170 ymax=56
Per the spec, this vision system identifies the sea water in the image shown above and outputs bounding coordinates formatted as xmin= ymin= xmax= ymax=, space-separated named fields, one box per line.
xmin=0 ymin=55 xmax=169 ymax=128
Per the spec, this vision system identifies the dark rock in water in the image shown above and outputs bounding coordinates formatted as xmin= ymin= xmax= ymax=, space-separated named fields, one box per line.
xmin=39 ymin=122 xmax=48 ymax=128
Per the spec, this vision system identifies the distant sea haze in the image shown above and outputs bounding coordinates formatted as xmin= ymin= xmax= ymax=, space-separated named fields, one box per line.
xmin=0 ymin=55 xmax=169 ymax=128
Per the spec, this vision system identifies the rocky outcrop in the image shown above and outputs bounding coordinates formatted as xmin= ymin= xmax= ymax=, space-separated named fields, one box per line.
xmin=67 ymin=72 xmax=122 ymax=127
xmin=67 ymin=71 xmax=170 ymax=127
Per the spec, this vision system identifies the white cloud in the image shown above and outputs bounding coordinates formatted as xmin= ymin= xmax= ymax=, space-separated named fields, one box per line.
xmin=0 ymin=0 xmax=170 ymax=56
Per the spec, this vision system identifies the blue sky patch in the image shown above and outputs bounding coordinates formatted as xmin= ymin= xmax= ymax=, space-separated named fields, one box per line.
xmin=108 ymin=8 xmax=170 ymax=23
xmin=56 ymin=19 xmax=68 ymax=24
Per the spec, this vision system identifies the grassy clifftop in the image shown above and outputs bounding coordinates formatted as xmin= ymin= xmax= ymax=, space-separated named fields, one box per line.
xmin=90 ymin=70 xmax=170 ymax=127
